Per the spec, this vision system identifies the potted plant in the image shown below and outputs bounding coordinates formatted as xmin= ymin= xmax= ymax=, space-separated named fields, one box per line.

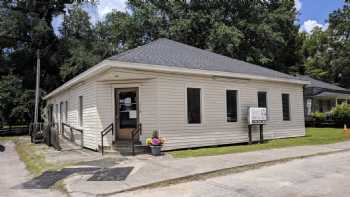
xmin=146 ymin=129 xmax=165 ymax=156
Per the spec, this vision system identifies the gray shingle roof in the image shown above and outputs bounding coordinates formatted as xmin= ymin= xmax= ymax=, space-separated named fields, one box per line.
xmin=296 ymin=75 xmax=347 ymax=91
xmin=109 ymin=38 xmax=299 ymax=80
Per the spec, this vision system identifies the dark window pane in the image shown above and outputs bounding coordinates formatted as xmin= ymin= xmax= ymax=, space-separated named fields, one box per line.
xmin=282 ymin=94 xmax=290 ymax=121
xmin=79 ymin=96 xmax=83 ymax=126
xmin=65 ymin=101 xmax=68 ymax=122
xmin=49 ymin=105 xmax=54 ymax=123
xmin=258 ymin=92 xmax=267 ymax=108
xmin=60 ymin=102 xmax=63 ymax=124
xmin=319 ymin=100 xmax=324 ymax=112
xmin=119 ymin=91 xmax=137 ymax=128
xmin=55 ymin=104 xmax=58 ymax=123
xmin=227 ymin=90 xmax=237 ymax=122
xmin=187 ymin=88 xmax=201 ymax=124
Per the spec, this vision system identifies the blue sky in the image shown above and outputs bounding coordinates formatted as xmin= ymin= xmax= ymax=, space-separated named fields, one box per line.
xmin=298 ymin=0 xmax=345 ymax=33
xmin=52 ymin=0 xmax=345 ymax=35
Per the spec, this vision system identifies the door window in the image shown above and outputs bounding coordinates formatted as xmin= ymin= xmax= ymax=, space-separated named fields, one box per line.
xmin=119 ymin=91 xmax=137 ymax=128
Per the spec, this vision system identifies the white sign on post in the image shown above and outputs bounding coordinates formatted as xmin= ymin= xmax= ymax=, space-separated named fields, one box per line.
xmin=248 ymin=107 xmax=267 ymax=125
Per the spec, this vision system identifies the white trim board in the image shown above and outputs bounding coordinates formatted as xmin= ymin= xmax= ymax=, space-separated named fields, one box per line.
xmin=44 ymin=60 xmax=310 ymax=100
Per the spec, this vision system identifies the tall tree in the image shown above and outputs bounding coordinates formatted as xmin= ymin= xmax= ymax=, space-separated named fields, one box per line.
xmin=0 ymin=0 xmax=92 ymax=124
xmin=327 ymin=0 xmax=350 ymax=87
xmin=301 ymin=0 xmax=350 ymax=88
xmin=59 ymin=6 xmax=111 ymax=81
xmin=108 ymin=0 xmax=302 ymax=72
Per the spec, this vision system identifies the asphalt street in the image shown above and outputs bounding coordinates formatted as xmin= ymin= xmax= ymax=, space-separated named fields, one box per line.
xmin=115 ymin=151 xmax=350 ymax=197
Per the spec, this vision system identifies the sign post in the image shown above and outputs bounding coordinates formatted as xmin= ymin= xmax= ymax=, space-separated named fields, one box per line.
xmin=248 ymin=107 xmax=267 ymax=144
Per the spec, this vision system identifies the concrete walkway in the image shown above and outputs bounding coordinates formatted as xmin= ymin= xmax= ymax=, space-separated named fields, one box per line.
xmin=0 ymin=141 xmax=64 ymax=197
xmin=65 ymin=141 xmax=350 ymax=197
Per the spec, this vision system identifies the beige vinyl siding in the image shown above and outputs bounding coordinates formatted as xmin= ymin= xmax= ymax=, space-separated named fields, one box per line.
xmin=46 ymin=66 xmax=305 ymax=151
xmin=47 ymin=80 xmax=98 ymax=150
xmin=155 ymin=73 xmax=305 ymax=150
xmin=96 ymin=82 xmax=114 ymax=147
xmin=95 ymin=77 xmax=158 ymax=147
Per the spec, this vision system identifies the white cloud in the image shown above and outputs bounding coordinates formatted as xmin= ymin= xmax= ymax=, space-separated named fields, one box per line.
xmin=295 ymin=0 xmax=302 ymax=11
xmin=300 ymin=20 xmax=329 ymax=33
xmin=51 ymin=0 xmax=128 ymax=35
xmin=96 ymin=0 xmax=128 ymax=18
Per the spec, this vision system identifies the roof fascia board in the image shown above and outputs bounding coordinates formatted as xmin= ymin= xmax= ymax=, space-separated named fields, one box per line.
xmin=44 ymin=60 xmax=310 ymax=100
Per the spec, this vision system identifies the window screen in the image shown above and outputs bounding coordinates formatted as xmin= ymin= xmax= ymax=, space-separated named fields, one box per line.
xmin=187 ymin=88 xmax=201 ymax=124
xmin=282 ymin=94 xmax=290 ymax=121
xmin=227 ymin=90 xmax=238 ymax=122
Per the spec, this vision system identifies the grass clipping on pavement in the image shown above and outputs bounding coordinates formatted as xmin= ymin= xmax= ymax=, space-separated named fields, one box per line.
xmin=14 ymin=138 xmax=67 ymax=176
xmin=170 ymin=128 xmax=348 ymax=158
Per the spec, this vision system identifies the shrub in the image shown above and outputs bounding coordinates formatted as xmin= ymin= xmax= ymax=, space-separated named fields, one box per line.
xmin=331 ymin=104 xmax=350 ymax=122
xmin=311 ymin=111 xmax=326 ymax=121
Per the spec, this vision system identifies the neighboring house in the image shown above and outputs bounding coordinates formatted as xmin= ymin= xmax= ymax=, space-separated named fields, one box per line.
xmin=43 ymin=38 xmax=308 ymax=151
xmin=297 ymin=75 xmax=350 ymax=117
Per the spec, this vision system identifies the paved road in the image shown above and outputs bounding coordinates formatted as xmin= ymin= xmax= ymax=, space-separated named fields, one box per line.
xmin=116 ymin=151 xmax=350 ymax=197
xmin=0 ymin=141 xmax=64 ymax=197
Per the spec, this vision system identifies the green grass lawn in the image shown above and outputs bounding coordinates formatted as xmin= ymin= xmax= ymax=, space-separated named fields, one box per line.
xmin=14 ymin=138 xmax=61 ymax=176
xmin=170 ymin=128 xmax=348 ymax=158
xmin=0 ymin=136 xmax=72 ymax=176
xmin=0 ymin=136 xmax=18 ymax=141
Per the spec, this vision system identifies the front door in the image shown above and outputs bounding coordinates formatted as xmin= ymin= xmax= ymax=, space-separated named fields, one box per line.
xmin=115 ymin=88 xmax=139 ymax=140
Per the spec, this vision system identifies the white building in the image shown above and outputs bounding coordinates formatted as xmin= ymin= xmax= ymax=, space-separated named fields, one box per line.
xmin=44 ymin=38 xmax=308 ymax=151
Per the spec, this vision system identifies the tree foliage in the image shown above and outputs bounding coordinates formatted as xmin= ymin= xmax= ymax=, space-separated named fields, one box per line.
xmin=302 ymin=1 xmax=350 ymax=88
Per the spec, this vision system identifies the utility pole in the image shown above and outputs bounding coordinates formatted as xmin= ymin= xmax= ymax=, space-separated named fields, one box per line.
xmin=34 ymin=49 xmax=40 ymax=125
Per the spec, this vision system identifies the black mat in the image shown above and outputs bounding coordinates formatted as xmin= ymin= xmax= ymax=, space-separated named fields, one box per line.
xmin=20 ymin=167 xmax=100 ymax=189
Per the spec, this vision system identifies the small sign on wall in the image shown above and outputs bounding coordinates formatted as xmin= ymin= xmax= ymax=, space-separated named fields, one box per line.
xmin=129 ymin=110 xmax=137 ymax=119
xmin=248 ymin=107 xmax=267 ymax=125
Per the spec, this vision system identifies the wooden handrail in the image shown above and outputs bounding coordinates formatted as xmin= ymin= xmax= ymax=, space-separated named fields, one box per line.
xmin=131 ymin=123 xmax=142 ymax=156
xmin=101 ymin=123 xmax=114 ymax=155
